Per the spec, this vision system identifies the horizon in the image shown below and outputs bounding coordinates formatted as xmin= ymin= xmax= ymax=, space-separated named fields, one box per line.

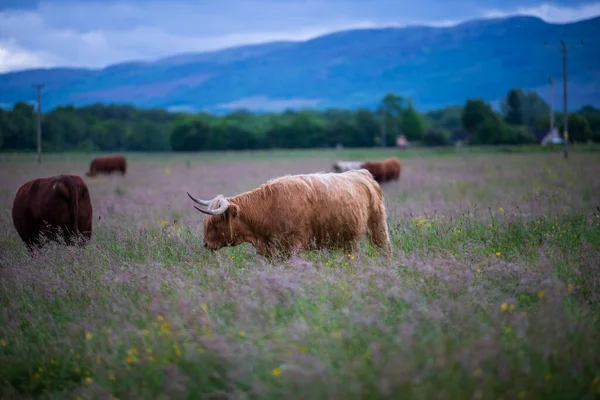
xmin=1 ymin=0 xmax=599 ymax=74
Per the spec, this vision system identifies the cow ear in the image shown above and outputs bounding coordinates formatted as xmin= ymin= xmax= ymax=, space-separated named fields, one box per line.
xmin=229 ymin=204 xmax=240 ymax=218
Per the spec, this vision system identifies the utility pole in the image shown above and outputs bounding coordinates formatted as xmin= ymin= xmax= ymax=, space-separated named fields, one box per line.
xmin=560 ymin=40 xmax=568 ymax=159
xmin=545 ymin=39 xmax=583 ymax=160
xmin=549 ymin=76 xmax=555 ymax=131
xmin=33 ymin=84 xmax=44 ymax=163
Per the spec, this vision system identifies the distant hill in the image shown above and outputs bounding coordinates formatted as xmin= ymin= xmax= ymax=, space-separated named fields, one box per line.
xmin=1 ymin=15 xmax=599 ymax=113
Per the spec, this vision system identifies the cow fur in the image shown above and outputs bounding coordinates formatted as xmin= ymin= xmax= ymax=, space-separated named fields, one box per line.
xmin=188 ymin=169 xmax=392 ymax=259
xmin=12 ymin=174 xmax=93 ymax=252
xmin=86 ymin=155 xmax=127 ymax=177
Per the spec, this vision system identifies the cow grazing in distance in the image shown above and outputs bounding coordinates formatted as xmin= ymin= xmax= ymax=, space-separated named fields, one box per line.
xmin=332 ymin=160 xmax=364 ymax=173
xmin=12 ymin=174 xmax=93 ymax=252
xmin=186 ymin=169 xmax=392 ymax=259
xmin=86 ymin=155 xmax=127 ymax=177
xmin=361 ymin=157 xmax=402 ymax=183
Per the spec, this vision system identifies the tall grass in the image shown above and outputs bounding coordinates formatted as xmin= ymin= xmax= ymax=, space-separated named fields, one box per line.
xmin=1 ymin=150 xmax=599 ymax=399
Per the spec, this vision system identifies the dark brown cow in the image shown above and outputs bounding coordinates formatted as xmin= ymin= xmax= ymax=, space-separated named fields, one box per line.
xmin=186 ymin=169 xmax=392 ymax=259
xmin=12 ymin=174 xmax=93 ymax=252
xmin=86 ymin=155 xmax=127 ymax=177
xmin=361 ymin=157 xmax=402 ymax=183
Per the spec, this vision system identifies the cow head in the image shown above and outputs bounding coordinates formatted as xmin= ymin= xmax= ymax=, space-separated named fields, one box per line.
xmin=187 ymin=192 xmax=244 ymax=251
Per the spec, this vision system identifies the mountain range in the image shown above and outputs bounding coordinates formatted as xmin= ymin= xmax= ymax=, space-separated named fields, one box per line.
xmin=1 ymin=15 xmax=599 ymax=113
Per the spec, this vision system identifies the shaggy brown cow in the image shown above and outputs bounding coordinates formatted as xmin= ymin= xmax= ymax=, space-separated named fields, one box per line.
xmin=361 ymin=157 xmax=402 ymax=183
xmin=86 ymin=155 xmax=127 ymax=177
xmin=186 ymin=169 xmax=391 ymax=259
xmin=12 ymin=174 xmax=93 ymax=252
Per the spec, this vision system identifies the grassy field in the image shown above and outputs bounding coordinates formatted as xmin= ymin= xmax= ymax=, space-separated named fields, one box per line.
xmin=1 ymin=148 xmax=599 ymax=399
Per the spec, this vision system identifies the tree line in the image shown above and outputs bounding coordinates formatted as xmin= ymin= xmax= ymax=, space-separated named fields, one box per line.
xmin=1 ymin=88 xmax=599 ymax=152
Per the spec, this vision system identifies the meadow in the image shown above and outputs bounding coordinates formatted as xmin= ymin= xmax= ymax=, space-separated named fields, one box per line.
xmin=1 ymin=147 xmax=599 ymax=399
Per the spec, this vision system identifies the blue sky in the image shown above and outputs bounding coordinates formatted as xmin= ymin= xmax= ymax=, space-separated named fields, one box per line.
xmin=0 ymin=0 xmax=598 ymax=73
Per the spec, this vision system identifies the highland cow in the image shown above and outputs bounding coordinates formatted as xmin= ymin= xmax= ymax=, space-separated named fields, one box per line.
xmin=361 ymin=157 xmax=402 ymax=183
xmin=86 ymin=155 xmax=127 ymax=177
xmin=12 ymin=174 xmax=93 ymax=252
xmin=186 ymin=169 xmax=392 ymax=259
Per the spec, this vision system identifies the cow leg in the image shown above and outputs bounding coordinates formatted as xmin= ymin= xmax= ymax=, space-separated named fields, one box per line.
xmin=367 ymin=217 xmax=392 ymax=258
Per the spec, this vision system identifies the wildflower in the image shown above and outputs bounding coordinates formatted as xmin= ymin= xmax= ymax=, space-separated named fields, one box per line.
xmin=501 ymin=303 xmax=508 ymax=312
xmin=509 ymin=304 xmax=515 ymax=312
xmin=504 ymin=326 xmax=512 ymax=334
xmin=568 ymin=284 xmax=574 ymax=292
xmin=495 ymin=252 xmax=501 ymax=257
xmin=545 ymin=373 xmax=552 ymax=382
xmin=537 ymin=290 xmax=544 ymax=299
xmin=127 ymin=348 xmax=138 ymax=356
xmin=331 ymin=331 xmax=342 ymax=339
xmin=1 ymin=338 xmax=8 ymax=347
xmin=499 ymin=207 xmax=504 ymax=213
xmin=96 ymin=355 xmax=102 ymax=365
xmin=108 ymin=373 xmax=116 ymax=381
xmin=239 ymin=331 xmax=245 ymax=337
xmin=364 ymin=352 xmax=371 ymax=360
xmin=76 ymin=353 xmax=80 ymax=359
xmin=231 ymin=255 xmax=235 ymax=259
xmin=85 ymin=377 xmax=93 ymax=384
xmin=157 ymin=315 xmax=164 ymax=321
xmin=272 ymin=367 xmax=282 ymax=377
xmin=173 ymin=344 xmax=181 ymax=357
xmin=33 ymin=373 xmax=40 ymax=380
xmin=38 ymin=367 xmax=43 ymax=372
xmin=125 ymin=356 xmax=138 ymax=364
xmin=201 ymin=304 xmax=208 ymax=312
xmin=145 ymin=347 xmax=153 ymax=354
xmin=298 ymin=345 xmax=307 ymax=353
xmin=198 ymin=347 xmax=205 ymax=354
xmin=143 ymin=329 xmax=149 ymax=336
xmin=474 ymin=368 xmax=483 ymax=377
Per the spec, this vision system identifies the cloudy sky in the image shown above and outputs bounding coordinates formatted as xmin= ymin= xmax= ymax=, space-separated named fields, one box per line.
xmin=0 ymin=0 xmax=599 ymax=73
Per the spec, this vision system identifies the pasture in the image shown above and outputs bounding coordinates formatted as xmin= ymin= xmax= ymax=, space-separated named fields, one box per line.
xmin=1 ymin=148 xmax=600 ymax=399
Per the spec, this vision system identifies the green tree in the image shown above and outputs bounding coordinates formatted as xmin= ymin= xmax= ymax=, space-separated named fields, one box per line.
xmin=565 ymin=114 xmax=592 ymax=143
xmin=461 ymin=99 xmax=495 ymax=134
xmin=505 ymin=88 xmax=524 ymax=125
xmin=401 ymin=99 xmax=424 ymax=141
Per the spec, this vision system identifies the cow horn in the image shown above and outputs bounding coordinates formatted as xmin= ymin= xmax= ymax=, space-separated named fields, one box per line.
xmin=186 ymin=192 xmax=211 ymax=206
xmin=188 ymin=194 xmax=229 ymax=215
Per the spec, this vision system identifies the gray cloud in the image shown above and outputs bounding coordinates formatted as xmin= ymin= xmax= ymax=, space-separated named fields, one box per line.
xmin=0 ymin=0 xmax=599 ymax=73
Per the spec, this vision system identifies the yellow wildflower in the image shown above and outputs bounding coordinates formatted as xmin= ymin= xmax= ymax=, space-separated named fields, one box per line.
xmin=1 ymin=338 xmax=9 ymax=347
xmin=509 ymin=304 xmax=515 ymax=312
xmin=108 ymin=373 xmax=116 ymax=381
xmin=96 ymin=355 xmax=102 ymax=365
xmin=33 ymin=373 xmax=40 ymax=380
xmin=537 ymin=290 xmax=544 ymax=299
xmin=474 ymin=368 xmax=483 ymax=377
xmin=85 ymin=377 xmax=93 ymax=384
xmin=76 ymin=353 xmax=80 ymax=359
xmin=157 ymin=315 xmax=164 ymax=321
xmin=198 ymin=347 xmax=205 ymax=354
xmin=272 ymin=367 xmax=282 ymax=377
xmin=499 ymin=207 xmax=504 ymax=213
xmin=495 ymin=252 xmax=501 ymax=257
xmin=239 ymin=331 xmax=245 ymax=337
xmin=501 ymin=303 xmax=508 ymax=311
xmin=504 ymin=326 xmax=512 ymax=334
xmin=298 ymin=345 xmax=307 ymax=353
xmin=567 ymin=284 xmax=573 ymax=292
xmin=143 ymin=329 xmax=149 ymax=336
xmin=201 ymin=304 xmax=208 ymax=312
xmin=85 ymin=332 xmax=93 ymax=340
xmin=173 ymin=344 xmax=181 ymax=357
